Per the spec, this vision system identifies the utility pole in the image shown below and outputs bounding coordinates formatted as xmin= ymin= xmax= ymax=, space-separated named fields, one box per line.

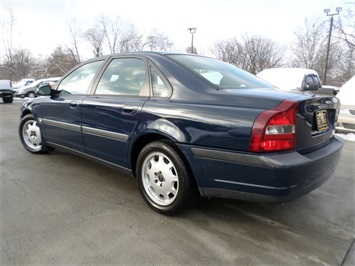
xmin=188 ymin=27 xmax=197 ymax=54
xmin=323 ymin=7 xmax=342 ymax=84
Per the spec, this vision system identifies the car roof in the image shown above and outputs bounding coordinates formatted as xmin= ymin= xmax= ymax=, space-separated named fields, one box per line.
xmin=258 ymin=68 xmax=319 ymax=76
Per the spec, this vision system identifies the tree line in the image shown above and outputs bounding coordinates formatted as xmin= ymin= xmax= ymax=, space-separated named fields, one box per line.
xmin=1 ymin=7 xmax=354 ymax=87
xmin=210 ymin=8 xmax=354 ymax=86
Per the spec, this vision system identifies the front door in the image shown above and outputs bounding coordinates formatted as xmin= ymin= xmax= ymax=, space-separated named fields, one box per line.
xmin=81 ymin=57 xmax=149 ymax=168
xmin=40 ymin=60 xmax=104 ymax=152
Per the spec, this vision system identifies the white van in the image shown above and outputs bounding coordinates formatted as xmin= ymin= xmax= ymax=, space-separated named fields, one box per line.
xmin=257 ymin=68 xmax=338 ymax=95
xmin=0 ymin=80 xmax=14 ymax=103
xmin=336 ymin=75 xmax=355 ymax=133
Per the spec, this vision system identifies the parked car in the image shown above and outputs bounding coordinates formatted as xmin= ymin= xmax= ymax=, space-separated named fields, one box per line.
xmin=19 ymin=52 xmax=343 ymax=215
xmin=14 ymin=77 xmax=61 ymax=98
xmin=0 ymin=79 xmax=14 ymax=103
xmin=12 ymin=78 xmax=35 ymax=89
xmin=336 ymin=75 xmax=355 ymax=133
xmin=257 ymin=68 xmax=338 ymax=95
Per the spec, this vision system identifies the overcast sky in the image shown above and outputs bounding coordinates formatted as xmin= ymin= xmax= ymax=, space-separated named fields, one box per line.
xmin=0 ymin=0 xmax=348 ymax=59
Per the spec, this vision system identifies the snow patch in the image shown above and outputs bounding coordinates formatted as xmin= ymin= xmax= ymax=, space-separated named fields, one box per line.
xmin=336 ymin=133 xmax=355 ymax=142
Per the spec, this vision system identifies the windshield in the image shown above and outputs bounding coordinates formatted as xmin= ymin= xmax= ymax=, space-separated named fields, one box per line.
xmin=168 ymin=54 xmax=274 ymax=89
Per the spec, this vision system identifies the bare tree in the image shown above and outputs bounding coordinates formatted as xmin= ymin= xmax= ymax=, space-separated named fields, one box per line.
xmin=289 ymin=17 xmax=327 ymax=69
xmin=97 ymin=14 xmax=122 ymax=54
xmin=333 ymin=46 xmax=355 ymax=84
xmin=118 ymin=23 xmax=144 ymax=52
xmin=33 ymin=55 xmax=51 ymax=78
xmin=0 ymin=7 xmax=16 ymax=79
xmin=48 ymin=46 xmax=78 ymax=76
xmin=241 ymin=33 xmax=285 ymax=74
xmin=145 ymin=30 xmax=173 ymax=51
xmin=335 ymin=7 xmax=355 ymax=49
xmin=210 ymin=34 xmax=284 ymax=74
xmin=82 ymin=25 xmax=105 ymax=57
xmin=1 ymin=8 xmax=15 ymax=63
xmin=210 ymin=38 xmax=238 ymax=63
xmin=66 ymin=20 xmax=82 ymax=63
xmin=333 ymin=6 xmax=355 ymax=83
xmin=289 ymin=16 xmax=353 ymax=85
xmin=10 ymin=48 xmax=33 ymax=80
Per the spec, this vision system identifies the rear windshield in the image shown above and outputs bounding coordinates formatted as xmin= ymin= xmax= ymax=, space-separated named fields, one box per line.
xmin=168 ymin=54 xmax=274 ymax=89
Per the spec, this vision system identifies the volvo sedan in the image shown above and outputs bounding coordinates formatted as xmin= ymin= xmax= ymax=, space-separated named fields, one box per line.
xmin=19 ymin=52 xmax=343 ymax=215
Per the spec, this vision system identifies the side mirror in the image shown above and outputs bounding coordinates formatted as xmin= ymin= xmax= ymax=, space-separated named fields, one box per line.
xmin=36 ymin=85 xmax=51 ymax=96
xmin=50 ymin=87 xmax=60 ymax=98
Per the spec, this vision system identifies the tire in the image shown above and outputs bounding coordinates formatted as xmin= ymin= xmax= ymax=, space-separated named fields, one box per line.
xmin=136 ymin=140 xmax=198 ymax=215
xmin=2 ymin=96 xmax=13 ymax=103
xmin=19 ymin=114 xmax=49 ymax=153
xmin=27 ymin=92 xmax=35 ymax=98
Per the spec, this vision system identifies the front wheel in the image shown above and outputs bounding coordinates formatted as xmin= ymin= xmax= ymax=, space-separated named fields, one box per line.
xmin=19 ymin=114 xmax=49 ymax=153
xmin=27 ymin=92 xmax=35 ymax=98
xmin=136 ymin=140 xmax=198 ymax=215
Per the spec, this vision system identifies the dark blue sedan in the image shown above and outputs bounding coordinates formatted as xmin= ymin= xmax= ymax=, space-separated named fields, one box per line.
xmin=19 ymin=52 xmax=344 ymax=215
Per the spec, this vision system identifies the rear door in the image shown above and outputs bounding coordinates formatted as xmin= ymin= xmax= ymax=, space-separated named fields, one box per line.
xmin=40 ymin=60 xmax=104 ymax=152
xmin=81 ymin=57 xmax=150 ymax=168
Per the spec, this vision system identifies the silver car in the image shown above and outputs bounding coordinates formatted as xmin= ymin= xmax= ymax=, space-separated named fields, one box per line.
xmin=14 ymin=77 xmax=61 ymax=98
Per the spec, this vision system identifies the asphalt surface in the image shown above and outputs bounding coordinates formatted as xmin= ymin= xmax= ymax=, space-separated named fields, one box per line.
xmin=1 ymin=99 xmax=354 ymax=265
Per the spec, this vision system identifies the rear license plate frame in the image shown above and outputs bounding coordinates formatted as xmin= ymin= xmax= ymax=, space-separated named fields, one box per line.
xmin=316 ymin=110 xmax=329 ymax=132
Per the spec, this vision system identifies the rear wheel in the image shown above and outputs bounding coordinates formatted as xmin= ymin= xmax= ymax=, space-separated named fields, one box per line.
xmin=2 ymin=96 xmax=13 ymax=103
xmin=136 ymin=140 xmax=198 ymax=215
xmin=19 ymin=114 xmax=49 ymax=153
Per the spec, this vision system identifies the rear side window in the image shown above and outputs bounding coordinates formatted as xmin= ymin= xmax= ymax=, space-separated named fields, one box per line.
xmin=95 ymin=58 xmax=146 ymax=96
xmin=57 ymin=60 xmax=103 ymax=95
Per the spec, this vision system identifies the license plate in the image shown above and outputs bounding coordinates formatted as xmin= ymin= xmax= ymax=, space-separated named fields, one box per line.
xmin=316 ymin=110 xmax=329 ymax=131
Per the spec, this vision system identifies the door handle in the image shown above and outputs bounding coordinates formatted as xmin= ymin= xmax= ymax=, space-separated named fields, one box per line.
xmin=122 ymin=105 xmax=138 ymax=115
xmin=70 ymin=101 xmax=80 ymax=108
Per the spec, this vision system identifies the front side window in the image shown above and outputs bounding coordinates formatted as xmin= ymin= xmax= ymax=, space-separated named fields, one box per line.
xmin=168 ymin=54 xmax=273 ymax=89
xmin=57 ymin=60 xmax=103 ymax=95
xmin=96 ymin=58 xmax=146 ymax=96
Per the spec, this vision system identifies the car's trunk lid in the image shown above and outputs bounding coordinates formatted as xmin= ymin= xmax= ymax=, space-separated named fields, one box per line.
xmin=296 ymin=95 xmax=340 ymax=153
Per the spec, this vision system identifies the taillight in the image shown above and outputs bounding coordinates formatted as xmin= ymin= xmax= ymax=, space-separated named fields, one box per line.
xmin=249 ymin=100 xmax=298 ymax=152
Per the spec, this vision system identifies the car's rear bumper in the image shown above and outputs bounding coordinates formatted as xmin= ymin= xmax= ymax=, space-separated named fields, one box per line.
xmin=0 ymin=90 xmax=14 ymax=97
xmin=179 ymin=136 xmax=344 ymax=203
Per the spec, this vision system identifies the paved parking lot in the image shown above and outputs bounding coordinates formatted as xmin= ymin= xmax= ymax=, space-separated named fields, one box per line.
xmin=1 ymin=99 xmax=354 ymax=265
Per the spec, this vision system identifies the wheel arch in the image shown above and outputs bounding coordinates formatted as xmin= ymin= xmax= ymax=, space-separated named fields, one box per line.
xmin=130 ymin=133 xmax=170 ymax=177
xmin=21 ymin=109 xmax=33 ymax=118
xmin=129 ymin=133 xmax=194 ymax=181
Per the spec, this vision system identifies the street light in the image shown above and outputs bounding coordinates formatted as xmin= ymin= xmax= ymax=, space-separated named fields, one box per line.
xmin=323 ymin=7 xmax=342 ymax=84
xmin=188 ymin=27 xmax=197 ymax=54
